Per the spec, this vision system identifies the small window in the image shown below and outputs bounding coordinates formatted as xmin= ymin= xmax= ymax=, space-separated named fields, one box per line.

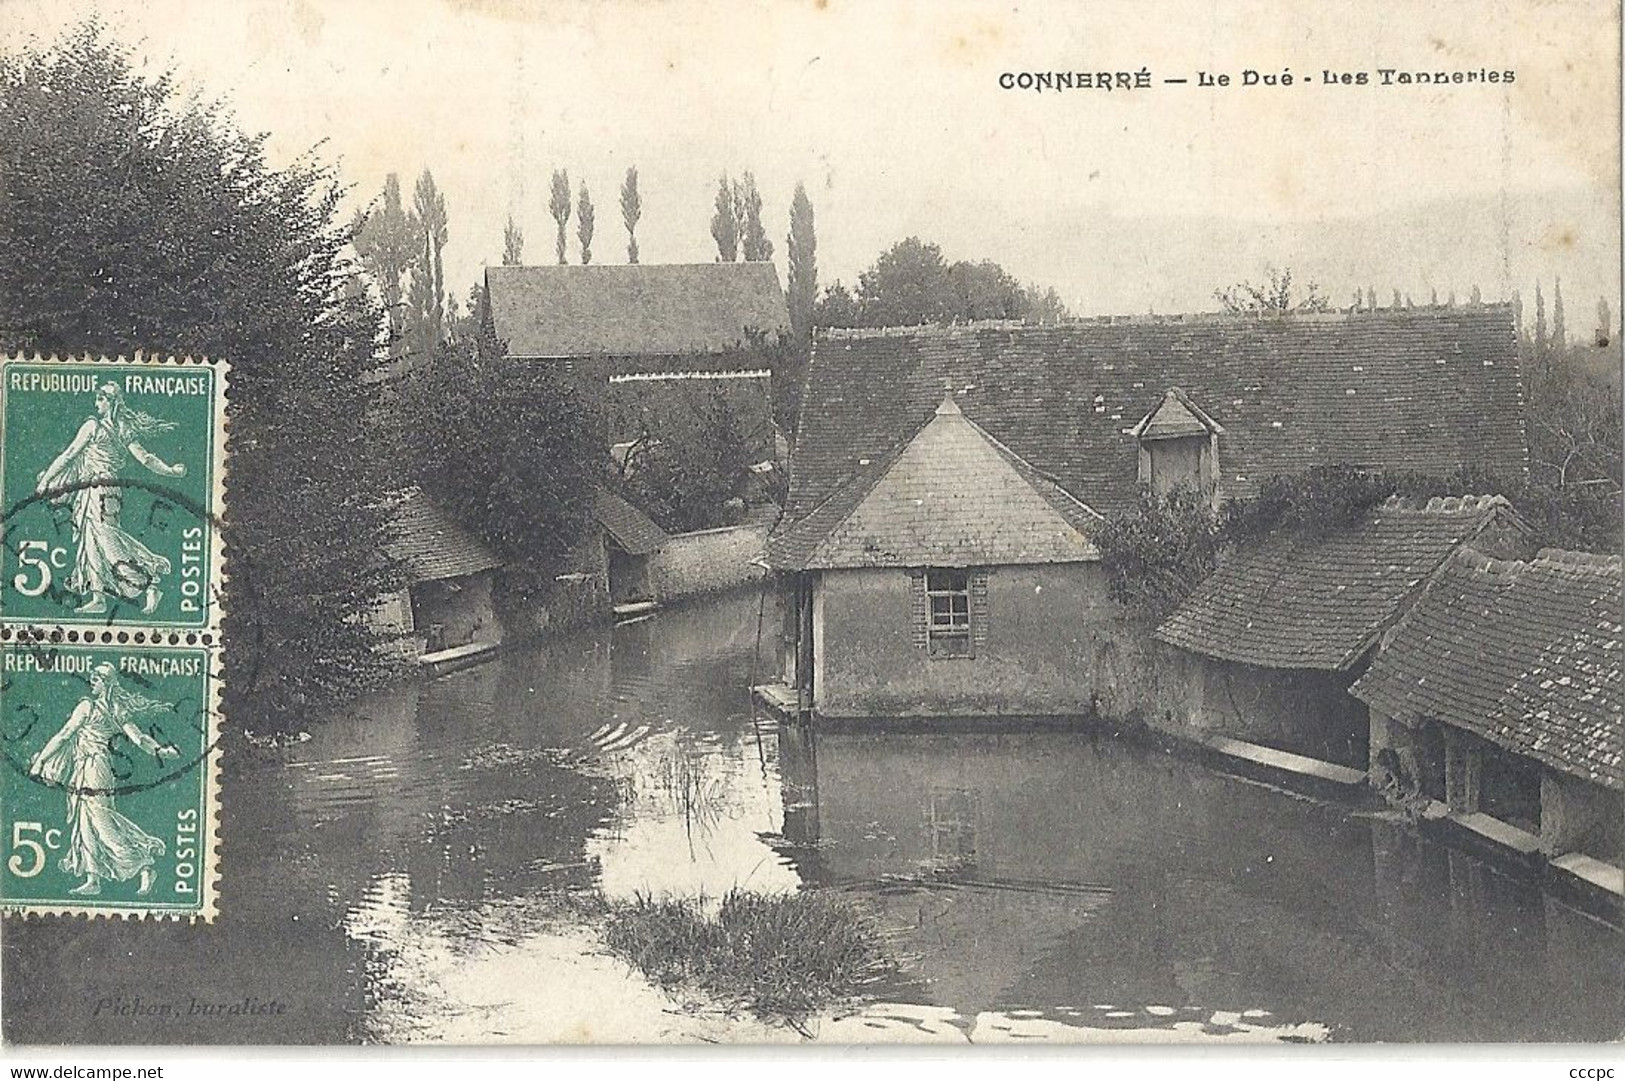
xmin=926 ymin=568 xmax=972 ymax=657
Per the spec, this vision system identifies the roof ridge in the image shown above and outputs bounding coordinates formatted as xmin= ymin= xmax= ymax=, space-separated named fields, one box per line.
xmin=1533 ymin=547 xmax=1623 ymax=573
xmin=815 ymin=303 xmax=1520 ymax=340
xmin=1378 ymin=493 xmax=1510 ymax=515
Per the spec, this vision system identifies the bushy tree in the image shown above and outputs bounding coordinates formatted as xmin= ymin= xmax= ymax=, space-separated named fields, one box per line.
xmin=1213 ymin=267 xmax=1330 ymax=315
xmin=0 ymin=22 xmax=404 ymax=731
xmin=812 ymin=282 xmax=860 ymax=328
xmin=737 ymin=172 xmax=771 ymax=262
xmin=406 ymin=320 xmax=603 ymax=602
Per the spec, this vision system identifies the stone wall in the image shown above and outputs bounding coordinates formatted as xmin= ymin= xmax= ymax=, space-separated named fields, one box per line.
xmin=648 ymin=523 xmax=769 ymax=601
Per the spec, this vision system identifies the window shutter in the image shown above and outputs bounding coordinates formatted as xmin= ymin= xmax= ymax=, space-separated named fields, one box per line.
xmin=970 ymin=569 xmax=990 ymax=649
xmin=909 ymin=569 xmax=928 ymax=649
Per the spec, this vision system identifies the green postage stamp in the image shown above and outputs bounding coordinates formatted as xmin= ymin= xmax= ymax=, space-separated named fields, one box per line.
xmin=0 ymin=354 xmax=226 ymax=919
xmin=1 ymin=354 xmax=226 ymax=631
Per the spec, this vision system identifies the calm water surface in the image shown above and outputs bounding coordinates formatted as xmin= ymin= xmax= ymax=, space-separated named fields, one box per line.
xmin=5 ymin=589 xmax=1621 ymax=1043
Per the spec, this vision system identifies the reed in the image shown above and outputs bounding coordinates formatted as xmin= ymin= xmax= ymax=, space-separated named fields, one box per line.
xmin=599 ymin=888 xmax=894 ymax=1021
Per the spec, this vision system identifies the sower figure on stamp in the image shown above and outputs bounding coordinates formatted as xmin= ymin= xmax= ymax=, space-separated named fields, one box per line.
xmin=34 ymin=382 xmax=187 ymax=615
xmin=28 ymin=664 xmax=178 ymax=896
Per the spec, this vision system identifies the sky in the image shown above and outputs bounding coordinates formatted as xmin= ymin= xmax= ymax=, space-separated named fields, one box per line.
xmin=1 ymin=0 xmax=1619 ymax=317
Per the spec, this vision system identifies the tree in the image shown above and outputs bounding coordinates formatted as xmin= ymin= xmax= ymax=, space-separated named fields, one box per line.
xmin=620 ymin=166 xmax=642 ymax=264
xmin=1552 ymin=278 xmax=1566 ymax=351
xmin=549 ymin=169 xmax=572 ymax=265
xmin=577 ymin=182 xmax=595 ymax=265
xmin=855 ymin=237 xmax=957 ymax=325
xmin=1214 ymin=268 xmax=1328 ymax=315
xmin=407 ymin=319 xmax=603 ymax=598
xmin=813 ymin=282 xmax=860 ymax=328
xmin=737 ymin=172 xmax=772 ymax=262
xmin=502 ymin=215 xmax=524 ymax=266
xmin=1534 ymin=282 xmax=1548 ymax=368
xmin=710 ymin=174 xmax=739 ymax=262
xmin=1598 ymin=297 xmax=1613 ymax=347
xmin=407 ymin=169 xmax=448 ymax=364
xmin=786 ymin=183 xmax=817 ymax=352
xmin=1470 ymin=284 xmax=1483 ymax=305
xmin=352 ymin=173 xmax=420 ymax=362
xmin=0 ymin=22 xmax=403 ymax=732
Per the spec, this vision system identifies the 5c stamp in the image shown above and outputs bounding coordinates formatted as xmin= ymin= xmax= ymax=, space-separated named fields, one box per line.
xmin=0 ymin=353 xmax=226 ymax=920
xmin=0 ymin=639 xmax=219 ymax=917
xmin=1 ymin=354 xmax=226 ymax=630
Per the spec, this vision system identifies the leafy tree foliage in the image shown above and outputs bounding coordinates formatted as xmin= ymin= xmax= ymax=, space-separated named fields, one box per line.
xmin=615 ymin=380 xmax=766 ymax=533
xmin=406 ymin=169 xmax=448 ymax=364
xmin=577 ymin=181 xmax=595 ymax=265
xmin=710 ymin=174 xmax=739 ymax=262
xmin=352 ymin=173 xmax=419 ymax=363
xmin=502 ymin=215 xmax=524 ymax=266
xmin=736 ymin=172 xmax=772 ymax=262
xmin=549 ymin=169 xmax=572 ymax=265
xmin=0 ymin=22 xmax=404 ymax=731
xmin=404 ymin=319 xmax=603 ymax=606
xmin=814 ymin=238 xmax=1072 ymax=328
xmin=620 ymin=166 xmax=641 ymax=264
xmin=1213 ymin=267 xmax=1329 ymax=315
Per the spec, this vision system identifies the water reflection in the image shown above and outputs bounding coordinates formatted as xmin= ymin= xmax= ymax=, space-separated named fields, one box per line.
xmin=3 ymin=588 xmax=1619 ymax=1044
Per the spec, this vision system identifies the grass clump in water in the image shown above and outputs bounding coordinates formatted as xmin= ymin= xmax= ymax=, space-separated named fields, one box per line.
xmin=599 ymin=888 xmax=894 ymax=1022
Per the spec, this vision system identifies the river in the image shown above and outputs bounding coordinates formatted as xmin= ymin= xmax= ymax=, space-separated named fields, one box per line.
xmin=3 ymin=588 xmax=1620 ymax=1044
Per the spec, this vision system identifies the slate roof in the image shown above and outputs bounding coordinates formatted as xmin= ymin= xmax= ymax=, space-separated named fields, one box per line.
xmin=593 ymin=488 xmax=671 ymax=556
xmin=1155 ymin=495 xmax=1521 ymax=671
xmin=486 ymin=263 xmax=789 ymax=360
xmin=786 ymin=308 xmax=1527 ymax=523
xmin=1350 ymin=548 xmax=1624 ymax=790
xmin=768 ymin=397 xmax=1100 ymax=570
xmin=385 ymin=488 xmax=504 ymax=583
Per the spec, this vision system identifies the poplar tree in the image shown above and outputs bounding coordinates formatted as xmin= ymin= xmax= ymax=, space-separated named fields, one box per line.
xmin=710 ymin=174 xmax=739 ymax=262
xmin=621 ymin=166 xmax=642 ymax=264
xmin=577 ymin=182 xmax=595 ymax=265
xmin=502 ymin=215 xmax=524 ymax=265
xmin=786 ymin=182 xmax=817 ymax=352
xmin=549 ymin=169 xmax=572 ymax=264
xmin=352 ymin=173 xmax=419 ymax=360
xmin=1552 ymin=278 xmax=1566 ymax=351
xmin=737 ymin=172 xmax=772 ymax=262
xmin=407 ymin=169 xmax=448 ymax=364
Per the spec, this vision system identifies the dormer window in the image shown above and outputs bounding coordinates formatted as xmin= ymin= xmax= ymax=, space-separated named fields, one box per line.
xmin=1129 ymin=388 xmax=1224 ymax=503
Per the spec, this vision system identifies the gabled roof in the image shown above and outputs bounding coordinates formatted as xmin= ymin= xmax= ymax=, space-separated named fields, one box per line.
xmin=787 ymin=308 xmax=1528 ymax=524
xmin=385 ymin=487 xmax=504 ymax=583
xmin=593 ymin=488 xmax=670 ymax=556
xmin=1155 ymin=495 xmax=1523 ymax=671
xmin=1350 ymin=548 xmax=1623 ymax=790
xmin=486 ymin=262 xmax=789 ymax=360
xmin=1130 ymin=387 xmax=1225 ymax=441
xmin=768 ymin=396 xmax=1100 ymax=571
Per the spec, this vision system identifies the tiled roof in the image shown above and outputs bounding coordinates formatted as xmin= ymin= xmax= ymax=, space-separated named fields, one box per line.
xmin=1155 ymin=495 xmax=1520 ymax=671
xmin=486 ymin=262 xmax=789 ymax=360
xmin=787 ymin=308 xmax=1527 ymax=523
xmin=1351 ymin=548 xmax=1623 ymax=790
xmin=769 ymin=397 xmax=1100 ymax=570
xmin=1132 ymin=387 xmax=1224 ymax=440
xmin=384 ymin=488 xmax=504 ymax=583
xmin=593 ymin=488 xmax=670 ymax=556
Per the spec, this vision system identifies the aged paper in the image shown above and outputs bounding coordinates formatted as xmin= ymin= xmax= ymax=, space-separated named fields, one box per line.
xmin=0 ymin=0 xmax=1619 ymax=1054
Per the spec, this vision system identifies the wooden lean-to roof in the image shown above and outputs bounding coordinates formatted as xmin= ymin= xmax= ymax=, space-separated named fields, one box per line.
xmin=593 ymin=488 xmax=671 ymax=556
xmin=1155 ymin=495 xmax=1525 ymax=671
xmin=384 ymin=487 xmax=505 ymax=583
xmin=1351 ymin=548 xmax=1623 ymax=789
